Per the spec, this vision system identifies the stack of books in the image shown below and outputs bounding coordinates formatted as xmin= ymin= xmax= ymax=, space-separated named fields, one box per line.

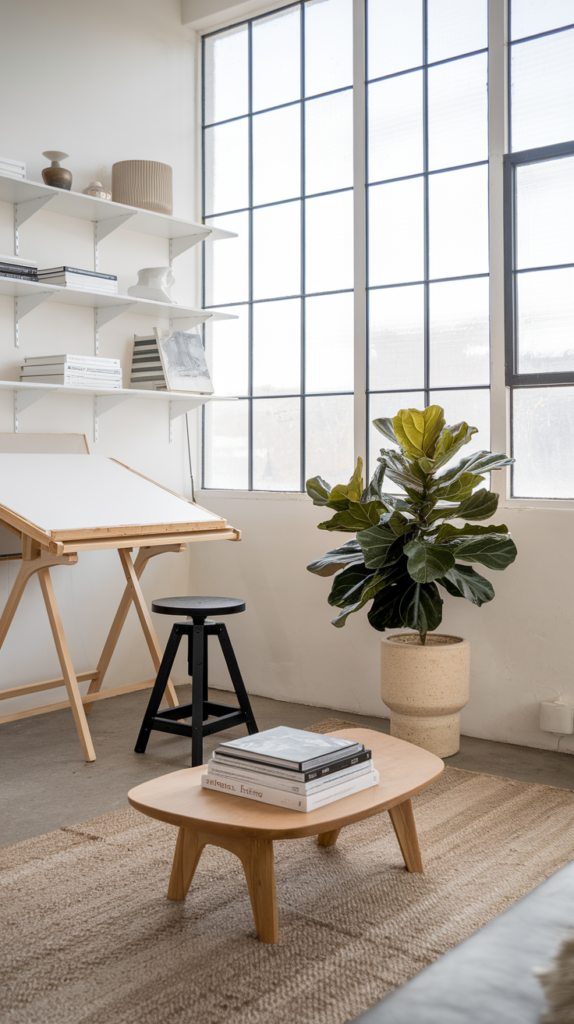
xmin=0 ymin=156 xmax=26 ymax=180
xmin=0 ymin=255 xmax=39 ymax=283
xmin=20 ymin=354 xmax=122 ymax=389
xmin=37 ymin=267 xmax=118 ymax=295
xmin=129 ymin=334 xmax=167 ymax=391
xmin=202 ymin=726 xmax=379 ymax=812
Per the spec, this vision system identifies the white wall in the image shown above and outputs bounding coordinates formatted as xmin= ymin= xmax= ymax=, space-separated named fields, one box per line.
xmin=0 ymin=0 xmax=201 ymax=714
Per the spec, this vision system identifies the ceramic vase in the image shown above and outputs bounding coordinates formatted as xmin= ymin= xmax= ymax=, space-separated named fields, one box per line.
xmin=127 ymin=267 xmax=175 ymax=303
xmin=41 ymin=151 xmax=72 ymax=190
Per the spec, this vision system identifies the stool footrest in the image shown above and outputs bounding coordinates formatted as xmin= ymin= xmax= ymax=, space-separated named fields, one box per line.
xmin=150 ymin=708 xmax=249 ymax=740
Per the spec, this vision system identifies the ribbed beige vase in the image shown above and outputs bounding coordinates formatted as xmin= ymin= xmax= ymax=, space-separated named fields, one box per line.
xmin=381 ymin=633 xmax=470 ymax=758
xmin=111 ymin=160 xmax=173 ymax=215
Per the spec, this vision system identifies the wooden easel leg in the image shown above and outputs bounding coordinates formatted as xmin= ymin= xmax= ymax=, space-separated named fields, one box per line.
xmin=318 ymin=828 xmax=341 ymax=847
xmin=167 ymin=827 xmax=205 ymax=899
xmin=118 ymin=549 xmax=179 ymax=707
xmin=388 ymin=798 xmax=423 ymax=873
xmin=0 ymin=562 xmax=35 ymax=650
xmin=38 ymin=567 xmax=96 ymax=763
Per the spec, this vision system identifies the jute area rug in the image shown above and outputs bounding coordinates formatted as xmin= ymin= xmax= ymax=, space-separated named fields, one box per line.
xmin=3 ymin=719 xmax=574 ymax=1024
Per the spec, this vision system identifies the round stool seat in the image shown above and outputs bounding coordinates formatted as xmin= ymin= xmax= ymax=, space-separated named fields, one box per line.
xmin=151 ymin=596 xmax=245 ymax=619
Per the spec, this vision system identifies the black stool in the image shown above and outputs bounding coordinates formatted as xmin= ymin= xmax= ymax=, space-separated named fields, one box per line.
xmin=135 ymin=596 xmax=258 ymax=766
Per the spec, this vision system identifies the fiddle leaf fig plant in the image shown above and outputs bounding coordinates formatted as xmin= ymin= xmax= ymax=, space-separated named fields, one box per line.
xmin=306 ymin=406 xmax=517 ymax=643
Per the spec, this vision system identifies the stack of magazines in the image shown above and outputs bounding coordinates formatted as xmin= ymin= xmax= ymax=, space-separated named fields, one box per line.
xmin=0 ymin=156 xmax=25 ymax=180
xmin=37 ymin=267 xmax=118 ymax=295
xmin=21 ymin=354 xmax=122 ymax=389
xmin=201 ymin=726 xmax=378 ymax=812
xmin=0 ymin=254 xmax=39 ymax=283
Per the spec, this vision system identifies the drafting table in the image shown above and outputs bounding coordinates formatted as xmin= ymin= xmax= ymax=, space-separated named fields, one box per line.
xmin=0 ymin=452 xmax=239 ymax=761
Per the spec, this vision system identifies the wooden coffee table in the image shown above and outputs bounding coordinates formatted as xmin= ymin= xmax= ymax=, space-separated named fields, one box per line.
xmin=128 ymin=728 xmax=443 ymax=943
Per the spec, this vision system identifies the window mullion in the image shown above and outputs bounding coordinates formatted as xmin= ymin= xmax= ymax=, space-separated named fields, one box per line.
xmin=353 ymin=0 xmax=367 ymax=474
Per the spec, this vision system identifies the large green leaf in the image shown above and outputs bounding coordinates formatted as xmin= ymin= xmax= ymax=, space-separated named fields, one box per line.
xmin=327 ymin=458 xmax=364 ymax=508
xmin=318 ymin=499 xmax=385 ymax=533
xmin=361 ymin=459 xmax=387 ymax=503
xmin=382 ymin=451 xmax=427 ymax=495
xmin=330 ymin=566 xmax=393 ymax=628
xmin=404 ymin=538 xmax=456 ymax=583
xmin=441 ymin=488 xmax=499 ymax=522
xmin=306 ymin=475 xmax=332 ymax=506
xmin=434 ymin=450 xmax=514 ymax=488
xmin=431 ymin=472 xmax=485 ymax=502
xmin=438 ymin=564 xmax=495 ymax=606
xmin=399 ymin=581 xmax=443 ymax=638
xmin=372 ymin=417 xmax=399 ymax=445
xmin=435 ymin=522 xmax=509 ymax=544
xmin=357 ymin=524 xmax=403 ymax=569
xmin=328 ymin=564 xmax=374 ymax=609
xmin=439 ymin=529 xmax=517 ymax=570
xmin=306 ymin=539 xmax=364 ymax=577
xmin=393 ymin=406 xmax=446 ymax=459
xmin=388 ymin=510 xmax=412 ymax=536
xmin=367 ymin=573 xmax=412 ymax=631
xmin=431 ymin=422 xmax=477 ymax=468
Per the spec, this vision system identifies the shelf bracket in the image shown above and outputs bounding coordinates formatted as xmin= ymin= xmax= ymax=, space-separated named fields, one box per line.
xmin=93 ymin=393 xmax=132 ymax=443
xmin=94 ymin=303 xmax=135 ymax=355
xmin=169 ymin=231 xmax=210 ymax=264
xmin=168 ymin=397 xmax=207 ymax=443
xmin=94 ymin=214 xmax=136 ymax=271
xmin=168 ymin=312 xmax=211 ymax=331
xmin=14 ymin=195 xmax=54 ymax=255
xmin=14 ymin=291 xmax=56 ymax=347
xmin=14 ymin=387 xmax=56 ymax=432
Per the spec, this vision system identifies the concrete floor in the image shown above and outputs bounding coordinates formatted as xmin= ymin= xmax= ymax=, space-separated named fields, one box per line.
xmin=3 ymin=685 xmax=574 ymax=848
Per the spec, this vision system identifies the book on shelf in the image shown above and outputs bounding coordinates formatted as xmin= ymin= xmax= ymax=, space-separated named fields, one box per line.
xmin=21 ymin=364 xmax=121 ymax=377
xmin=37 ymin=267 xmax=117 ymax=281
xmin=37 ymin=267 xmax=118 ymax=295
xmin=201 ymin=767 xmax=379 ymax=812
xmin=0 ymin=158 xmax=26 ymax=179
xmin=23 ymin=353 xmax=120 ymax=367
xmin=21 ymin=374 xmax=123 ymax=388
xmin=0 ymin=254 xmax=37 ymax=269
xmin=206 ymin=758 xmax=374 ymax=796
xmin=216 ymin=725 xmax=364 ymax=771
xmin=129 ymin=335 xmax=167 ymax=391
xmin=0 ymin=271 xmax=40 ymax=283
xmin=210 ymin=746 xmax=373 ymax=783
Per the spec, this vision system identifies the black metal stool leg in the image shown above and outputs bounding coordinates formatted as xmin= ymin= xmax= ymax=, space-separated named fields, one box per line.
xmin=191 ymin=621 xmax=206 ymax=766
xmin=135 ymin=628 xmax=183 ymax=753
xmin=216 ymin=623 xmax=258 ymax=735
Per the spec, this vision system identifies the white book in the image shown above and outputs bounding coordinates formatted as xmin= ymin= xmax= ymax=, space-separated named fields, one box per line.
xmin=21 ymin=375 xmax=123 ymax=388
xmin=0 ymin=254 xmax=36 ymax=268
xmin=206 ymin=759 xmax=374 ymax=796
xmin=23 ymin=354 xmax=120 ymax=367
xmin=46 ymin=277 xmax=118 ymax=294
xmin=21 ymin=364 xmax=122 ymax=377
xmin=201 ymin=768 xmax=379 ymax=812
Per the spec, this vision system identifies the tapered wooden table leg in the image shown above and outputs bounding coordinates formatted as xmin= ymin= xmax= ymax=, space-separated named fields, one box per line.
xmin=388 ymin=798 xmax=423 ymax=873
xmin=238 ymin=838 xmax=278 ymax=943
xmin=167 ymin=827 xmax=205 ymax=900
xmin=318 ymin=828 xmax=341 ymax=847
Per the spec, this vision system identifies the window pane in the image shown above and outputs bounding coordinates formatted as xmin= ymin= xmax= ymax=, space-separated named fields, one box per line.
xmin=369 ymin=178 xmax=425 ymax=285
xmin=306 ymin=90 xmax=353 ymax=195
xmin=204 ymin=25 xmax=249 ymax=125
xmin=205 ymin=307 xmax=249 ymax=397
xmin=252 ymin=7 xmax=301 ymax=112
xmin=253 ymin=298 xmax=301 ymax=395
xmin=306 ymin=292 xmax=353 ymax=392
xmin=305 ymin=0 xmax=353 ymax=96
xmin=513 ymin=387 xmax=574 ymax=498
xmin=516 ymin=268 xmax=574 ymax=374
xmin=205 ymin=212 xmax=249 ymax=307
xmin=253 ymin=105 xmax=301 ymax=207
xmin=427 ymin=0 xmax=488 ymax=64
xmin=253 ymin=201 xmax=301 ymax=300
xmin=369 ymin=285 xmax=424 ymax=390
xmin=368 ymin=72 xmax=423 ymax=183
xmin=367 ymin=0 xmax=423 ymax=80
xmin=204 ymin=120 xmax=249 ymax=216
xmin=204 ymin=400 xmax=249 ymax=489
xmin=429 ymin=277 xmax=490 ymax=387
xmin=429 ymin=165 xmax=489 ymax=279
xmin=305 ymin=394 xmax=354 ymax=482
xmin=428 ymin=54 xmax=488 ymax=171
xmin=253 ymin=397 xmax=300 ymax=490
xmin=511 ymin=30 xmax=574 ymax=151
xmin=511 ymin=0 xmax=574 ymax=40
xmin=429 ymin=388 xmax=490 ymax=456
xmin=515 ymin=156 xmax=574 ymax=270
xmin=305 ymin=191 xmax=354 ymax=293
xmin=369 ymin=391 xmax=423 ymax=471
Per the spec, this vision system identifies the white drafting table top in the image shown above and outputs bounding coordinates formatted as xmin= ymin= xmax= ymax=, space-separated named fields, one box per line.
xmin=0 ymin=454 xmax=222 ymax=533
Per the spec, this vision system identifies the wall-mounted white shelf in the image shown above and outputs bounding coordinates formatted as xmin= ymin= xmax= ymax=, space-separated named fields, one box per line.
xmin=0 ymin=379 xmax=233 ymax=443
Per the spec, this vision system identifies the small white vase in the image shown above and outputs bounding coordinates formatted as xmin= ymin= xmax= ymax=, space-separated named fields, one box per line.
xmin=127 ymin=266 xmax=175 ymax=303
xmin=381 ymin=633 xmax=470 ymax=757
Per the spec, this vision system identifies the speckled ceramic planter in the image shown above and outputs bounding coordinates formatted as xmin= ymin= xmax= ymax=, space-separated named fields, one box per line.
xmin=381 ymin=633 xmax=470 ymax=758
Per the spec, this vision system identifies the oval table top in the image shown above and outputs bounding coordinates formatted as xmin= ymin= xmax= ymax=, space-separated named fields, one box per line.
xmin=128 ymin=728 xmax=444 ymax=840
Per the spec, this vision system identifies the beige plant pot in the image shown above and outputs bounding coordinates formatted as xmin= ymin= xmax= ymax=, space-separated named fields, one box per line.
xmin=381 ymin=633 xmax=470 ymax=758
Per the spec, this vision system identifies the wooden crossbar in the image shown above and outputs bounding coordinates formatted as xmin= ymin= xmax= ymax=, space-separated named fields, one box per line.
xmin=0 ymin=677 xmax=157 ymax=724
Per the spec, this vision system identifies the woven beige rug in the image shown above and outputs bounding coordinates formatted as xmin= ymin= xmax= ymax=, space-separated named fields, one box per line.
xmin=3 ymin=719 xmax=574 ymax=1024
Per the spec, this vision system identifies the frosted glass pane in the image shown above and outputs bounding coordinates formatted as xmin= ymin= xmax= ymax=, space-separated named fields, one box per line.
xmin=305 ymin=0 xmax=353 ymax=95
xmin=368 ymin=72 xmax=423 ymax=183
xmin=369 ymin=391 xmax=423 ymax=476
xmin=305 ymin=395 xmax=354 ymax=483
xmin=511 ymin=30 xmax=574 ymax=151
xmin=369 ymin=178 xmax=425 ymax=286
xmin=517 ymin=268 xmax=574 ymax=374
xmin=429 ymin=278 xmax=490 ymax=387
xmin=205 ymin=212 xmax=249 ymax=306
xmin=367 ymin=0 xmax=423 ymax=79
xmin=252 ymin=7 xmax=301 ymax=112
xmin=369 ymin=285 xmax=424 ymax=390
xmin=306 ymin=191 xmax=353 ymax=293
xmin=205 ymin=305 xmax=249 ymax=397
xmin=253 ymin=397 xmax=300 ymax=490
xmin=511 ymin=0 xmax=574 ymax=40
xmin=253 ymin=298 xmax=301 ymax=395
xmin=427 ymin=0 xmax=488 ymax=63
xmin=516 ymin=157 xmax=574 ymax=270
xmin=253 ymin=201 xmax=301 ymax=300
xmin=429 ymin=165 xmax=489 ymax=279
xmin=430 ymin=388 xmax=490 ymax=456
xmin=204 ymin=25 xmax=248 ymax=125
xmin=306 ymin=91 xmax=353 ymax=195
xmin=203 ymin=400 xmax=249 ymax=490
xmin=428 ymin=54 xmax=488 ymax=171
xmin=204 ymin=120 xmax=248 ymax=216
xmin=513 ymin=387 xmax=574 ymax=497
xmin=253 ymin=105 xmax=301 ymax=207
xmin=306 ymin=292 xmax=353 ymax=392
